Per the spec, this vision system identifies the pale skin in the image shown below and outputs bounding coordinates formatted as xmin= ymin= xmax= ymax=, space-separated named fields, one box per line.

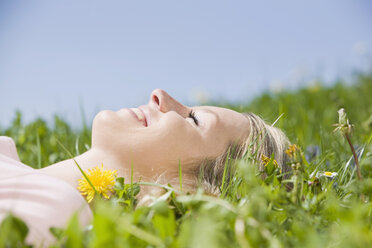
xmin=40 ymin=89 xmax=250 ymax=190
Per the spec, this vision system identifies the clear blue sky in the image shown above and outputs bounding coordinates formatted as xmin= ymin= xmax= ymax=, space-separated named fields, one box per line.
xmin=0 ymin=0 xmax=371 ymax=128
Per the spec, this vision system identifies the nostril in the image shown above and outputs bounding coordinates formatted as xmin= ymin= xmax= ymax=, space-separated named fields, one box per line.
xmin=152 ymin=94 xmax=160 ymax=106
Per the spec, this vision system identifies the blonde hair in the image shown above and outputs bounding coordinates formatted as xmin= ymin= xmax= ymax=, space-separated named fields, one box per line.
xmin=196 ymin=112 xmax=291 ymax=195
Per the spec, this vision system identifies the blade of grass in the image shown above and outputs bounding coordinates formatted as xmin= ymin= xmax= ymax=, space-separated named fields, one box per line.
xmin=36 ymin=131 xmax=41 ymax=169
xmin=121 ymin=220 xmax=164 ymax=247
xmin=220 ymin=148 xmax=231 ymax=198
xmin=177 ymin=194 xmax=237 ymax=214
xmin=75 ymin=135 xmax=80 ymax=156
xmin=271 ymin=113 xmax=284 ymax=127
xmin=137 ymin=182 xmax=182 ymax=195
xmin=130 ymin=160 xmax=133 ymax=196
xmin=130 ymin=160 xmax=134 ymax=208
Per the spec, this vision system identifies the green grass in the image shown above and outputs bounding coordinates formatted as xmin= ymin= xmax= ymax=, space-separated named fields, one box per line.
xmin=1 ymin=73 xmax=372 ymax=247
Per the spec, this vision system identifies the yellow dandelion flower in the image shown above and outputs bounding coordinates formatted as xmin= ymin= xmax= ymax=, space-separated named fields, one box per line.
xmin=285 ymin=144 xmax=299 ymax=158
xmin=77 ymin=164 xmax=117 ymax=203
xmin=261 ymin=154 xmax=279 ymax=168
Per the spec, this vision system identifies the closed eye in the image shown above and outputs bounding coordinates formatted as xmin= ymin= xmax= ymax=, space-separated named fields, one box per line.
xmin=188 ymin=110 xmax=199 ymax=126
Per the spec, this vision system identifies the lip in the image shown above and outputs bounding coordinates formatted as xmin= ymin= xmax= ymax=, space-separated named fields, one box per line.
xmin=138 ymin=105 xmax=150 ymax=126
xmin=127 ymin=108 xmax=147 ymax=127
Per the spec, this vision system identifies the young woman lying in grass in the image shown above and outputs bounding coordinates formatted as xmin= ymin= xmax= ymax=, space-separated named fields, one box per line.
xmin=0 ymin=89 xmax=291 ymax=245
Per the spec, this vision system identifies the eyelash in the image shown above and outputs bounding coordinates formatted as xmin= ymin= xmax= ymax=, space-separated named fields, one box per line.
xmin=188 ymin=110 xmax=199 ymax=126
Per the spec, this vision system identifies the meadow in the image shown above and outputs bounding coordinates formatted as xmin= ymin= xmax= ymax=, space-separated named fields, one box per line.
xmin=1 ymin=73 xmax=372 ymax=247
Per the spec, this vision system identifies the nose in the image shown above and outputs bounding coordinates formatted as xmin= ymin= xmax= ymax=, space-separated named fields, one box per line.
xmin=150 ymin=89 xmax=189 ymax=117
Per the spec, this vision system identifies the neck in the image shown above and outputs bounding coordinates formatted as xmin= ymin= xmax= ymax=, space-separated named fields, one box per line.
xmin=39 ymin=148 xmax=195 ymax=199
xmin=39 ymin=148 xmax=152 ymax=189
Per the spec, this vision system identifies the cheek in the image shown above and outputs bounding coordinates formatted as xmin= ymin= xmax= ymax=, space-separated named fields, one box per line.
xmin=158 ymin=121 xmax=206 ymax=162
xmin=138 ymin=119 xmax=199 ymax=164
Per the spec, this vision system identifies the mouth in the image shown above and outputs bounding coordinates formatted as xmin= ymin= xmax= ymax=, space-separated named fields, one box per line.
xmin=138 ymin=106 xmax=150 ymax=126
xmin=127 ymin=108 xmax=148 ymax=127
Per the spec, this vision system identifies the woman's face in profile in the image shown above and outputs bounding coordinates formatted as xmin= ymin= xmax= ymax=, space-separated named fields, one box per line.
xmin=92 ymin=89 xmax=250 ymax=174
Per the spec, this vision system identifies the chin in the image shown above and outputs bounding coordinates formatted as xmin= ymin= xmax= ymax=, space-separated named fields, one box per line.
xmin=94 ymin=110 xmax=116 ymax=122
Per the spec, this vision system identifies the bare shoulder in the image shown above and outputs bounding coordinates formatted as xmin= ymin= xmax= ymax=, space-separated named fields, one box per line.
xmin=0 ymin=136 xmax=20 ymax=161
